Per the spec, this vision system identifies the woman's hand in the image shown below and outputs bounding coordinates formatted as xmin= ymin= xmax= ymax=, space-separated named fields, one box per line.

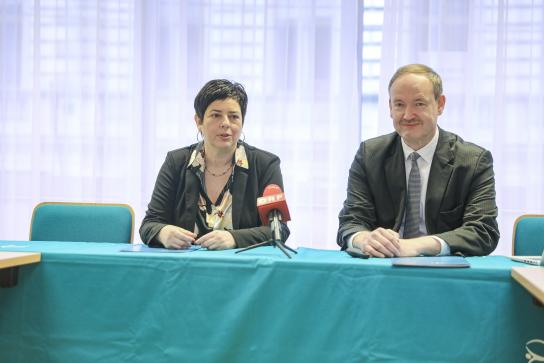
xmin=157 ymin=225 xmax=196 ymax=249
xmin=195 ymin=230 xmax=236 ymax=250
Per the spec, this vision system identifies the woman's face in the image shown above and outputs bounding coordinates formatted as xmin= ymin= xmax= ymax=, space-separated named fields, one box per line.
xmin=195 ymin=98 xmax=243 ymax=154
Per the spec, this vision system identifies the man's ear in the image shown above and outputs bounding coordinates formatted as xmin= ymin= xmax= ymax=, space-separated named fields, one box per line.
xmin=388 ymin=98 xmax=393 ymax=119
xmin=437 ymin=95 xmax=446 ymax=115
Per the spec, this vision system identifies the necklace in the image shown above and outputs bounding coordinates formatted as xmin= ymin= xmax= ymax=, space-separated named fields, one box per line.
xmin=205 ymin=163 xmax=233 ymax=177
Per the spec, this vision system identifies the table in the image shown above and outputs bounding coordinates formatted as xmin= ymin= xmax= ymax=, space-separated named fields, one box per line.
xmin=0 ymin=240 xmax=543 ymax=363
xmin=0 ymin=251 xmax=41 ymax=287
xmin=512 ymin=267 xmax=544 ymax=304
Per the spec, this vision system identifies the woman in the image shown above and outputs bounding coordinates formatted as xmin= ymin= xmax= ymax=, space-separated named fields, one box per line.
xmin=140 ymin=79 xmax=289 ymax=250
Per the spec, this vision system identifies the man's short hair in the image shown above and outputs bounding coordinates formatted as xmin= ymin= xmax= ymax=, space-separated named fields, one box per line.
xmin=194 ymin=79 xmax=248 ymax=123
xmin=388 ymin=64 xmax=443 ymax=100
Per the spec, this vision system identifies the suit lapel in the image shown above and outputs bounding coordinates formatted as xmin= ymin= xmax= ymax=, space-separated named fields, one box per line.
xmin=425 ymin=129 xmax=455 ymax=232
xmin=231 ymin=166 xmax=248 ymax=229
xmin=384 ymin=138 xmax=407 ymax=231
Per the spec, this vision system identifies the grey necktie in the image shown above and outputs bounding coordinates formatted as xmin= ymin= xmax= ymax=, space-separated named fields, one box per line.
xmin=404 ymin=152 xmax=421 ymax=239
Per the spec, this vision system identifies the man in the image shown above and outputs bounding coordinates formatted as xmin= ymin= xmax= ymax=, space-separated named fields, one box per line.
xmin=337 ymin=64 xmax=499 ymax=257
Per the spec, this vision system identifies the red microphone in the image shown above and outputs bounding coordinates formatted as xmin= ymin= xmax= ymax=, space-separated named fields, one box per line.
xmin=233 ymin=183 xmax=295 ymax=257
xmin=257 ymin=184 xmax=291 ymax=226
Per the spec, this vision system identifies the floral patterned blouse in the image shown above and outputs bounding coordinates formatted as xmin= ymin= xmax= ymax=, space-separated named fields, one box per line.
xmin=187 ymin=142 xmax=249 ymax=238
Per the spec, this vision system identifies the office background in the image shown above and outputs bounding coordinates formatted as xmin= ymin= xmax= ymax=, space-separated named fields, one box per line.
xmin=1 ymin=0 xmax=543 ymax=255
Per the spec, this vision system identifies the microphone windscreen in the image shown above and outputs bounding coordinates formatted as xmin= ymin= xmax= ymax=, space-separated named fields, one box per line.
xmin=263 ymin=184 xmax=282 ymax=197
xmin=257 ymin=184 xmax=291 ymax=225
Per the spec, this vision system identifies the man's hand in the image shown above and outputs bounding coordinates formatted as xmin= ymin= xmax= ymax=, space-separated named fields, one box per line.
xmin=352 ymin=228 xmax=400 ymax=257
xmin=157 ymin=225 xmax=196 ymax=249
xmin=195 ymin=230 xmax=236 ymax=250
xmin=398 ymin=236 xmax=441 ymax=257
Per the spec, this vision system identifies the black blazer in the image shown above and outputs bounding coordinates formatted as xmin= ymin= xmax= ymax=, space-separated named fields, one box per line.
xmin=337 ymin=128 xmax=499 ymax=256
xmin=140 ymin=142 xmax=289 ymax=248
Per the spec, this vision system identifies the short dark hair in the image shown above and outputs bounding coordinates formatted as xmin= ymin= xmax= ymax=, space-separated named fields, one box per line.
xmin=194 ymin=79 xmax=248 ymax=123
xmin=388 ymin=64 xmax=443 ymax=100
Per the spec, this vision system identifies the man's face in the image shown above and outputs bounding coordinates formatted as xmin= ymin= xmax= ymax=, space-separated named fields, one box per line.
xmin=389 ymin=73 xmax=445 ymax=150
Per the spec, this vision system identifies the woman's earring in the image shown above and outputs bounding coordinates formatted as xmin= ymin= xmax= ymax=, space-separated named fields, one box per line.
xmin=196 ymin=130 xmax=203 ymax=142
xmin=240 ymin=132 xmax=246 ymax=143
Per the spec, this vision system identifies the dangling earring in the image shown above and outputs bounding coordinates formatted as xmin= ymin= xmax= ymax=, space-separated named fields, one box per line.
xmin=240 ymin=132 xmax=246 ymax=143
xmin=196 ymin=130 xmax=203 ymax=143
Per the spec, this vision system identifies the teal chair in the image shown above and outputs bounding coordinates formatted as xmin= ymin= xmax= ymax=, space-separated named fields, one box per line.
xmin=30 ymin=202 xmax=134 ymax=243
xmin=511 ymin=214 xmax=544 ymax=256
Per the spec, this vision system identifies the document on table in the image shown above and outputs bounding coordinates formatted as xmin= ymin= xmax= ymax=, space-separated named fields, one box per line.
xmin=120 ymin=244 xmax=202 ymax=253
xmin=391 ymin=256 xmax=470 ymax=268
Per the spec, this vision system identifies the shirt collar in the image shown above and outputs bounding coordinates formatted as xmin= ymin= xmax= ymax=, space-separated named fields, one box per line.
xmin=400 ymin=126 xmax=439 ymax=164
xmin=187 ymin=142 xmax=249 ymax=171
xmin=233 ymin=143 xmax=249 ymax=169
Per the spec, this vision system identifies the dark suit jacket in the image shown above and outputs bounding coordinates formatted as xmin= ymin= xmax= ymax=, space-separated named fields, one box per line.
xmin=337 ymin=128 xmax=499 ymax=256
xmin=140 ymin=142 xmax=289 ymax=248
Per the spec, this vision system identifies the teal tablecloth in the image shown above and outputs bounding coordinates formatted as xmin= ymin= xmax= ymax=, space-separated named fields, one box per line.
xmin=0 ymin=240 xmax=543 ymax=363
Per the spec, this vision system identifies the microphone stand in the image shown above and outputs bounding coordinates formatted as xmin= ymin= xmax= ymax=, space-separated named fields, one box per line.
xmin=235 ymin=211 xmax=297 ymax=258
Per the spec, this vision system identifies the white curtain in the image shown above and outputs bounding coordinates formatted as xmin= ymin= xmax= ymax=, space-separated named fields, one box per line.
xmin=3 ymin=1 xmax=541 ymax=254
xmin=369 ymin=0 xmax=544 ymax=255
xmin=0 ymin=0 xmax=360 ymax=249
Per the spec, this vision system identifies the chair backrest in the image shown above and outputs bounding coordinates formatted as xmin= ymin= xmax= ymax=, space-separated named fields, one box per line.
xmin=511 ymin=214 xmax=544 ymax=256
xmin=30 ymin=202 xmax=134 ymax=243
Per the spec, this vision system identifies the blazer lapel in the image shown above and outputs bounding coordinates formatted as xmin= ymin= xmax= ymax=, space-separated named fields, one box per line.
xmin=231 ymin=166 xmax=248 ymax=229
xmin=384 ymin=138 xmax=407 ymax=231
xmin=181 ymin=169 xmax=201 ymax=230
xmin=425 ymin=129 xmax=455 ymax=232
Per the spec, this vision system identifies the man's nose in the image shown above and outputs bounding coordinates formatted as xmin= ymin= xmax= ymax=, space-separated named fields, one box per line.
xmin=403 ymin=106 xmax=416 ymax=120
